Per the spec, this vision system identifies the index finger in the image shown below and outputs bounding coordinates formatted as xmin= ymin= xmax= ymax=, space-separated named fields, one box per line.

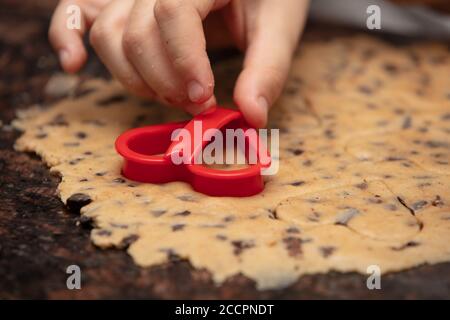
xmin=153 ymin=0 xmax=230 ymax=104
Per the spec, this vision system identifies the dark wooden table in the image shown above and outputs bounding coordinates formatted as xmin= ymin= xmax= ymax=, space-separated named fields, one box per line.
xmin=1 ymin=1 xmax=449 ymax=299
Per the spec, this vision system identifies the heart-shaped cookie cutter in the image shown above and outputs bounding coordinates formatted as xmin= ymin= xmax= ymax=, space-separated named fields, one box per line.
xmin=115 ymin=107 xmax=270 ymax=197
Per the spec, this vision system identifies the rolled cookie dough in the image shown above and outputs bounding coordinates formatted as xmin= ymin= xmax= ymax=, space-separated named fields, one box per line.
xmin=14 ymin=34 xmax=450 ymax=289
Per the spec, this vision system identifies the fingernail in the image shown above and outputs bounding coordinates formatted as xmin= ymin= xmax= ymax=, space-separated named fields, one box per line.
xmin=59 ymin=49 xmax=70 ymax=67
xmin=187 ymin=80 xmax=205 ymax=103
xmin=257 ymin=96 xmax=269 ymax=112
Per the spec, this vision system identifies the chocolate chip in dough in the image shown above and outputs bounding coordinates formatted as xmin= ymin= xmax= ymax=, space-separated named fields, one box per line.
xmin=172 ymin=224 xmax=185 ymax=232
xmin=302 ymin=160 xmax=312 ymax=167
xmin=63 ymin=142 xmax=80 ymax=147
xmin=159 ymin=248 xmax=182 ymax=262
xmin=35 ymin=133 xmax=47 ymax=139
xmin=368 ymin=197 xmax=383 ymax=204
xmin=384 ymin=156 xmax=405 ymax=161
xmin=66 ymin=193 xmax=92 ymax=213
xmin=412 ymin=200 xmax=428 ymax=211
xmin=69 ymin=158 xmax=83 ymax=165
xmin=288 ymin=148 xmax=304 ymax=156
xmin=223 ymin=216 xmax=235 ymax=223
xmin=232 ymin=240 xmax=255 ymax=256
xmin=78 ymin=215 xmax=93 ymax=228
xmin=118 ymin=234 xmax=139 ymax=249
xmin=425 ymin=140 xmax=449 ymax=149
xmin=307 ymin=211 xmax=321 ymax=222
xmin=151 ymin=209 xmax=167 ymax=217
xmin=75 ymin=131 xmax=87 ymax=139
xmin=48 ymin=114 xmax=68 ymax=126
xmin=216 ymin=234 xmax=227 ymax=241
xmin=402 ymin=116 xmax=412 ymax=129
xmin=355 ymin=182 xmax=368 ymax=190
xmin=96 ymin=229 xmax=112 ymax=237
xmin=383 ymin=63 xmax=399 ymax=74
xmin=358 ymin=85 xmax=373 ymax=95
xmin=283 ymin=237 xmax=303 ymax=258
xmin=177 ymin=195 xmax=196 ymax=202
xmin=324 ymin=129 xmax=335 ymax=139
xmin=174 ymin=210 xmax=191 ymax=217
xmin=319 ymin=246 xmax=336 ymax=258
xmin=432 ymin=195 xmax=444 ymax=207
xmin=286 ymin=227 xmax=300 ymax=234
xmin=384 ymin=203 xmax=398 ymax=211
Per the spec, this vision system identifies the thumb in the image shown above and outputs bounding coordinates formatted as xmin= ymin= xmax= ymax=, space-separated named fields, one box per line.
xmin=233 ymin=0 xmax=309 ymax=128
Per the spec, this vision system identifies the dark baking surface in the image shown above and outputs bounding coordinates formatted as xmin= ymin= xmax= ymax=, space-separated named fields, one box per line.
xmin=1 ymin=1 xmax=450 ymax=300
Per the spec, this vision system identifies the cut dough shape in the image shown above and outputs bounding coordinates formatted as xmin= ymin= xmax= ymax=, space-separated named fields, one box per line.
xmin=346 ymin=125 xmax=450 ymax=175
xmin=276 ymin=181 xmax=421 ymax=242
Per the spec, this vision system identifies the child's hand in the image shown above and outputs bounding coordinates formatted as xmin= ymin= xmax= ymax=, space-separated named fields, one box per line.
xmin=49 ymin=0 xmax=309 ymax=127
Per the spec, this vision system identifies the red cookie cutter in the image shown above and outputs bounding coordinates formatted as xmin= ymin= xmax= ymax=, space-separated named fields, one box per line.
xmin=115 ymin=106 xmax=271 ymax=197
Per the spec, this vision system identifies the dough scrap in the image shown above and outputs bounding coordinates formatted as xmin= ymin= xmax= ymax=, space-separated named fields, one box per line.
xmin=276 ymin=180 xmax=421 ymax=242
xmin=14 ymin=35 xmax=450 ymax=289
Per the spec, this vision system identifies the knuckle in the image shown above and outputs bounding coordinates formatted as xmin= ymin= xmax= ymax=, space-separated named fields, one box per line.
xmin=120 ymin=73 xmax=143 ymax=89
xmin=154 ymin=0 xmax=182 ymax=21
xmin=160 ymin=84 xmax=186 ymax=104
xmin=122 ymin=29 xmax=143 ymax=56
xmin=89 ymin=21 xmax=108 ymax=46
xmin=172 ymin=52 xmax=196 ymax=71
